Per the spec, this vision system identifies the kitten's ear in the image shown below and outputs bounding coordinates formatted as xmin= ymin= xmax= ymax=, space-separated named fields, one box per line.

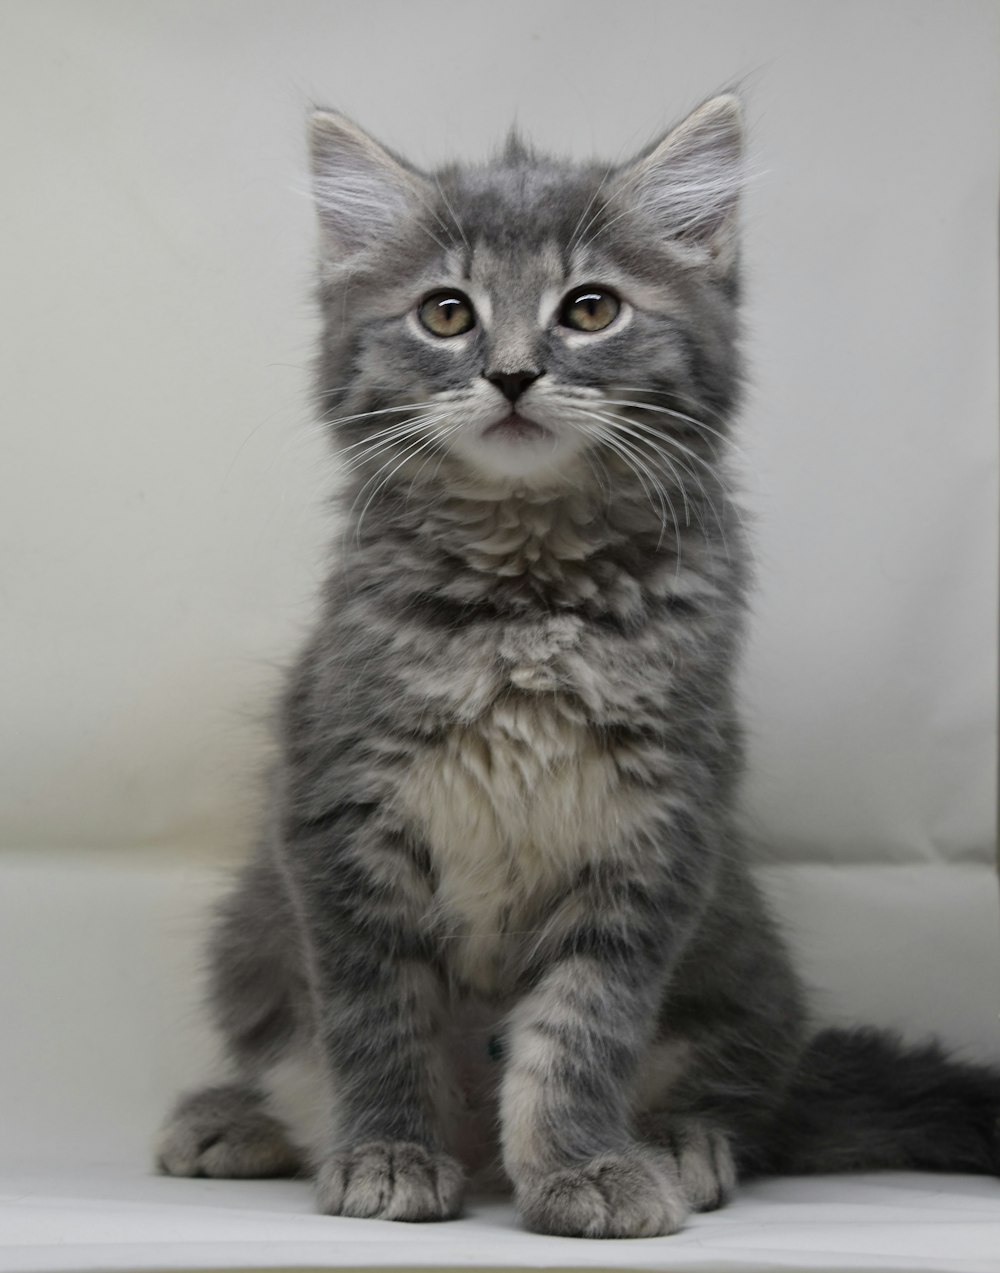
xmin=308 ymin=110 xmax=427 ymax=258
xmin=614 ymin=94 xmax=745 ymax=261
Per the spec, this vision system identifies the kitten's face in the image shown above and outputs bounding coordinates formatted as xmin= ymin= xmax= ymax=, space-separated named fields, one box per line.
xmin=311 ymin=101 xmax=743 ymax=493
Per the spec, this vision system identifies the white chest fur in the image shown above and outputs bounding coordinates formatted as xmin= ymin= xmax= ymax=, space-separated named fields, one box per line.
xmin=396 ymin=613 xmax=649 ymax=992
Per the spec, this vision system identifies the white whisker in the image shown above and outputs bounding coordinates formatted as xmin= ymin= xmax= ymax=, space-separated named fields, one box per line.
xmin=567 ymin=159 xmax=619 ymax=256
xmin=338 ymin=416 xmax=451 ymax=482
xmin=433 ymin=173 xmax=470 ymax=253
xmin=351 ymin=422 xmax=456 ymax=545
xmin=592 ymin=407 xmax=736 ymax=554
xmin=586 ymin=409 xmax=692 ymax=528
xmin=580 ymin=416 xmax=679 ymax=558
xmin=319 ymin=400 xmax=440 ymax=431
xmin=336 ymin=414 xmax=449 ymax=467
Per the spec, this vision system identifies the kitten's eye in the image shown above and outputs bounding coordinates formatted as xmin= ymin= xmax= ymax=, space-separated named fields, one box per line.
xmin=418 ymin=291 xmax=476 ymax=337
xmin=560 ymin=286 xmax=620 ymax=333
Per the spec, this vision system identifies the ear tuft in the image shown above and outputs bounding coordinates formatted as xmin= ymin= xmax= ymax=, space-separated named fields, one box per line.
xmin=501 ymin=125 xmax=531 ymax=164
xmin=308 ymin=110 xmax=423 ymax=258
xmin=615 ymin=94 xmax=746 ymax=256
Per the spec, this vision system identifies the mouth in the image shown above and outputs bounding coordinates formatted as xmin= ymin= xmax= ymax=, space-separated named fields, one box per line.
xmin=482 ymin=413 xmax=548 ymax=443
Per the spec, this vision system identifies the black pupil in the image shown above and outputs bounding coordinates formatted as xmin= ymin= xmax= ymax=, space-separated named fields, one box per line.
xmin=438 ymin=298 xmax=462 ymax=324
xmin=577 ymin=292 xmax=602 ymax=314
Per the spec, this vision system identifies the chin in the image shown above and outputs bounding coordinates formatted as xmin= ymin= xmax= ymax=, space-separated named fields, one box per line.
xmin=462 ymin=440 xmax=584 ymax=486
xmin=448 ymin=421 xmax=589 ymax=487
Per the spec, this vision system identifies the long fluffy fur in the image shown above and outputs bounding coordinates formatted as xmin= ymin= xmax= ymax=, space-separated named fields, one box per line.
xmin=156 ymin=98 xmax=1000 ymax=1238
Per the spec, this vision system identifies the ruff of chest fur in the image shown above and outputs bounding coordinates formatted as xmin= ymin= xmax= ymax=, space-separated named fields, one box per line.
xmin=372 ymin=482 xmax=703 ymax=993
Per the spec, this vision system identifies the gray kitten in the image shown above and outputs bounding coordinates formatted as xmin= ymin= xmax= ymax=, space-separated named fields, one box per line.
xmin=156 ymin=97 xmax=1000 ymax=1238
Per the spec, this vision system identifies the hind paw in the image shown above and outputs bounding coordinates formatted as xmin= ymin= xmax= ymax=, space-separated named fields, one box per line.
xmin=642 ymin=1114 xmax=737 ymax=1211
xmin=156 ymin=1084 xmax=302 ymax=1178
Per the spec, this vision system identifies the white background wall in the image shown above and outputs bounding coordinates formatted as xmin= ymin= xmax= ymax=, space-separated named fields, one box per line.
xmin=1 ymin=0 xmax=998 ymax=1142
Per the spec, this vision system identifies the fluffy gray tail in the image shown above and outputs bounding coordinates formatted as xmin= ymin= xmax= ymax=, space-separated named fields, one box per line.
xmin=754 ymin=1027 xmax=1000 ymax=1176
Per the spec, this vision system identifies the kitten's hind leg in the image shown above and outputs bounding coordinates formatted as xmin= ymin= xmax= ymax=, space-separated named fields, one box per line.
xmin=638 ymin=1112 xmax=737 ymax=1213
xmin=156 ymin=850 xmax=316 ymax=1180
xmin=156 ymin=1083 xmax=303 ymax=1179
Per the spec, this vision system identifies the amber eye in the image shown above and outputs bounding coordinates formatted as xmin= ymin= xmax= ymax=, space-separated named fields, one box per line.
xmin=418 ymin=291 xmax=476 ymax=337
xmin=559 ymin=286 xmax=620 ymax=333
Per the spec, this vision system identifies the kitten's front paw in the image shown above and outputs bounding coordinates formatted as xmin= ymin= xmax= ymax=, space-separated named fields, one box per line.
xmin=515 ymin=1147 xmax=688 ymax=1238
xmin=316 ymin=1142 xmax=464 ymax=1222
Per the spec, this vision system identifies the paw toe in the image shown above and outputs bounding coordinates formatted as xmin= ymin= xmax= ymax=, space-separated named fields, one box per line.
xmin=317 ymin=1142 xmax=463 ymax=1222
xmin=675 ymin=1124 xmax=736 ymax=1212
xmin=156 ymin=1085 xmax=301 ymax=1179
xmin=641 ymin=1114 xmax=737 ymax=1212
xmin=517 ymin=1148 xmax=688 ymax=1238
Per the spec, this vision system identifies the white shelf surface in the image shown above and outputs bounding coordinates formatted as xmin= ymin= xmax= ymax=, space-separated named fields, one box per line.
xmin=3 ymin=1166 xmax=1000 ymax=1273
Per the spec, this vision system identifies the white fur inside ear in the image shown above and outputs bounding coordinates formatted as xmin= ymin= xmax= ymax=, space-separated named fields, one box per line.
xmin=622 ymin=95 xmax=745 ymax=252
xmin=309 ymin=111 xmax=418 ymax=257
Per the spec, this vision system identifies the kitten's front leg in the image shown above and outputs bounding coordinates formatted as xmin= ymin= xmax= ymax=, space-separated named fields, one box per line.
xmin=283 ymin=809 xmax=463 ymax=1222
xmin=502 ymin=860 xmax=704 ymax=1238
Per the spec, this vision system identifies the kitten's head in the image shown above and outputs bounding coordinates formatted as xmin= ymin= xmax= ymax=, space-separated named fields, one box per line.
xmin=309 ymin=97 xmax=744 ymax=495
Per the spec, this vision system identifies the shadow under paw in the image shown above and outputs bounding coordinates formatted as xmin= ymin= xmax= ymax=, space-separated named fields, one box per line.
xmin=316 ymin=1141 xmax=464 ymax=1222
xmin=516 ymin=1147 xmax=688 ymax=1238
xmin=156 ymin=1083 xmax=302 ymax=1178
